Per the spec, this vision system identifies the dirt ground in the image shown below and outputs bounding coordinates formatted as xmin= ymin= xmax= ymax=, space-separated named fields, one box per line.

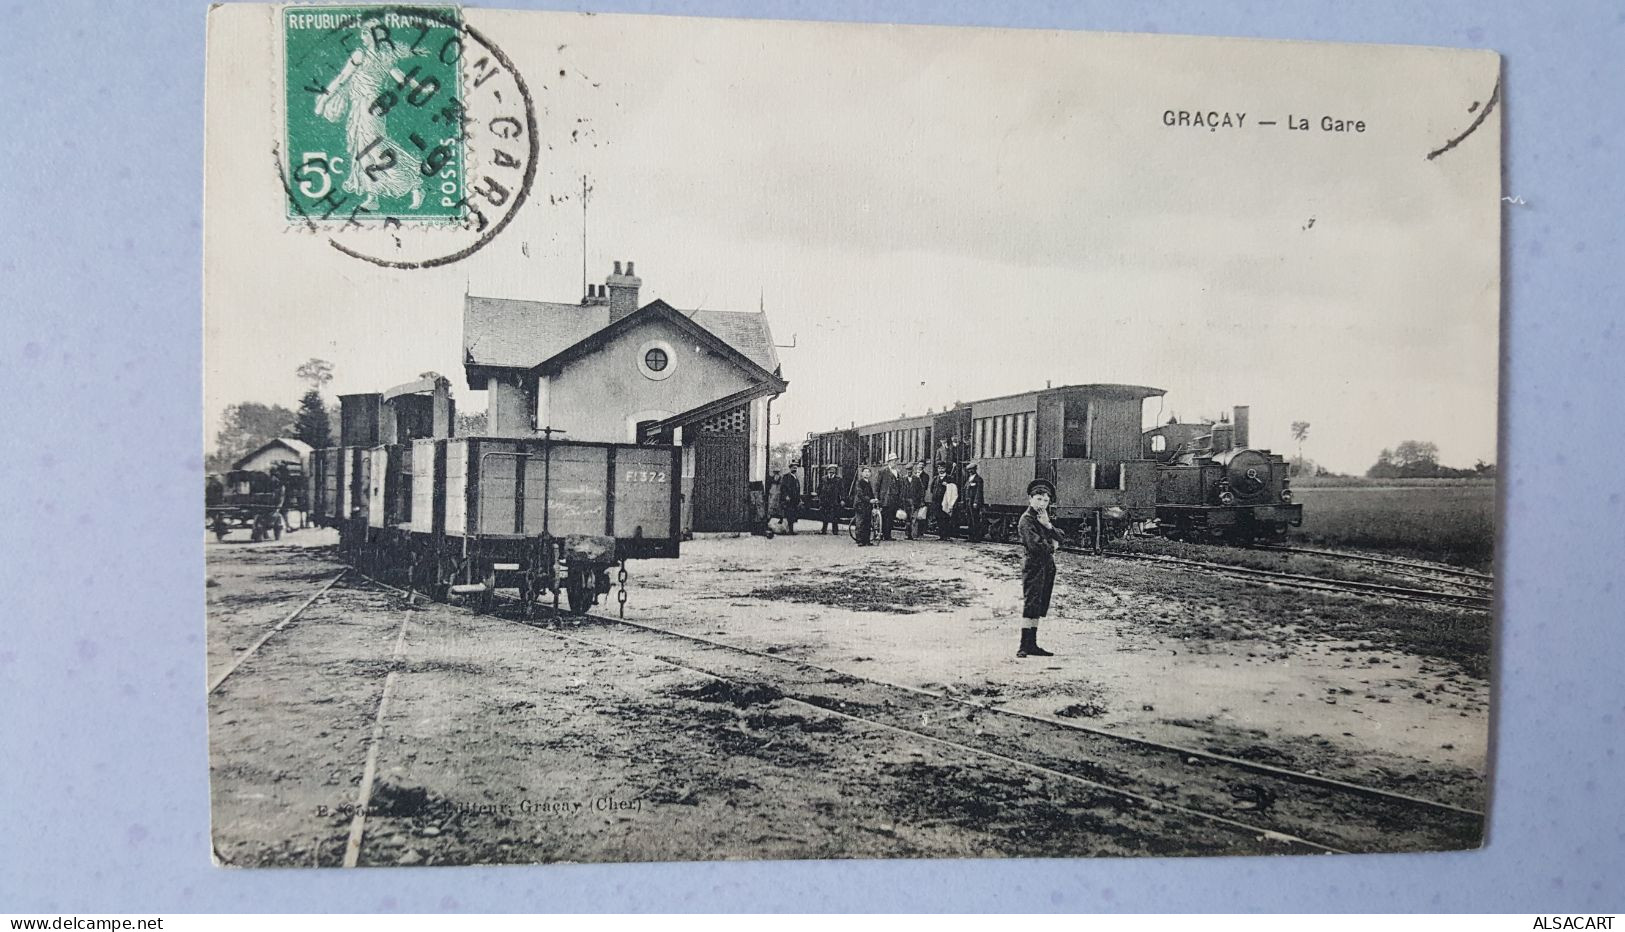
xmin=632 ymin=532 xmax=1489 ymax=781
xmin=205 ymin=525 xmax=1489 ymax=866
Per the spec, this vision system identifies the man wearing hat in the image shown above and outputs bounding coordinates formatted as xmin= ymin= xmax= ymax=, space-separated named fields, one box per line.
xmin=930 ymin=463 xmax=957 ymax=539
xmin=779 ymin=463 xmax=802 ymax=535
xmin=875 ymin=456 xmax=904 ymax=541
xmin=962 ymin=462 xmax=986 ymax=542
xmin=817 ymin=466 xmax=844 ymax=535
xmin=1016 ymin=479 xmax=1066 ymax=658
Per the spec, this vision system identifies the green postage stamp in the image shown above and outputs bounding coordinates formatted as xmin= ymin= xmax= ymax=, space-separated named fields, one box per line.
xmin=283 ymin=6 xmax=466 ymax=222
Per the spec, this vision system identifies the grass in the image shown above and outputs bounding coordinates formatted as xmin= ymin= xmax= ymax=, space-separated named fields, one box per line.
xmin=1289 ymin=483 xmax=1497 ymax=571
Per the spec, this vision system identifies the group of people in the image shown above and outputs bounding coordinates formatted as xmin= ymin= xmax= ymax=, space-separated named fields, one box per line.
xmin=757 ymin=458 xmax=1061 ymax=657
xmin=841 ymin=457 xmax=985 ymax=545
xmin=758 ymin=457 xmax=987 ymax=543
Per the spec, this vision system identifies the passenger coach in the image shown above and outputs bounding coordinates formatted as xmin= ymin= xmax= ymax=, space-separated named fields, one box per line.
xmin=803 ymin=383 xmax=1165 ymax=547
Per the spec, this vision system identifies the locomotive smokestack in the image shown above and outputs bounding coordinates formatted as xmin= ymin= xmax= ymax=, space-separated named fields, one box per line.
xmin=1233 ymin=406 xmax=1250 ymax=448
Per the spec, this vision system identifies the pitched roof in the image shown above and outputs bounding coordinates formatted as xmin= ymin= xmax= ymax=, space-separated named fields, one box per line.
xmin=232 ymin=437 xmax=313 ymax=470
xmin=529 ymin=300 xmax=788 ymax=391
xmin=464 ymin=294 xmax=782 ymax=378
xmin=463 ymin=296 xmax=610 ymax=370
xmin=685 ymin=308 xmax=780 ymax=374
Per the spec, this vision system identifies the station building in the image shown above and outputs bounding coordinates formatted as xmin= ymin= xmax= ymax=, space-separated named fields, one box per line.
xmin=232 ymin=437 xmax=314 ymax=473
xmin=462 ymin=261 xmax=788 ymax=534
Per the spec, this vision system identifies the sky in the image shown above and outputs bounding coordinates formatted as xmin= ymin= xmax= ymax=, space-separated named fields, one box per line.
xmin=204 ymin=8 xmax=1501 ymax=475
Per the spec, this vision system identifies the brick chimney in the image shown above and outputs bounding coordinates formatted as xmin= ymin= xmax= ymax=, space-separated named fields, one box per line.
xmin=605 ymin=260 xmax=641 ymax=323
xmin=580 ymin=283 xmax=608 ymax=307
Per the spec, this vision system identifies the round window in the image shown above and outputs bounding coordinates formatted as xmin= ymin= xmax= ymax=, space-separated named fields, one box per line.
xmin=637 ymin=340 xmax=677 ymax=381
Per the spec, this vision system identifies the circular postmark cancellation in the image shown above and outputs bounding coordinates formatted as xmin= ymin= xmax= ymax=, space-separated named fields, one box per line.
xmin=280 ymin=5 xmax=538 ymax=268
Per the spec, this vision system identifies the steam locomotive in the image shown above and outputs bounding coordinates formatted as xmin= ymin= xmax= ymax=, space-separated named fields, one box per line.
xmin=1142 ymin=406 xmax=1302 ymax=543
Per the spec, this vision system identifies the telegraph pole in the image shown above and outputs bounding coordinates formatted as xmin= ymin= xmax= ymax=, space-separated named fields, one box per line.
xmin=580 ymin=175 xmax=591 ymax=296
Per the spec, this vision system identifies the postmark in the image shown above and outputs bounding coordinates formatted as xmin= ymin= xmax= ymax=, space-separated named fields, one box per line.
xmin=280 ymin=5 xmax=538 ymax=268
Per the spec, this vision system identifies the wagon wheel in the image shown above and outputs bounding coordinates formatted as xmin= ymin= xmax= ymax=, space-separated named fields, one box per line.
xmin=429 ymin=553 xmax=458 ymax=602
xmin=565 ymin=567 xmax=592 ymax=616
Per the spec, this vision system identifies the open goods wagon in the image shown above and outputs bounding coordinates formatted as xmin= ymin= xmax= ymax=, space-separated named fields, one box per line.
xmin=308 ymin=380 xmax=680 ymax=614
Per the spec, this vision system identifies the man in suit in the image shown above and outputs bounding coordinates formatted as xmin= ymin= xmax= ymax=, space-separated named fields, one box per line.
xmin=875 ymin=456 xmax=903 ymax=540
xmin=908 ymin=462 xmax=930 ymax=539
xmin=849 ymin=467 xmax=876 ymax=546
xmin=779 ymin=464 xmax=801 ymax=535
xmin=818 ymin=466 xmax=844 ymax=535
xmin=930 ymin=463 xmax=956 ymax=539
xmin=962 ymin=462 xmax=986 ymax=541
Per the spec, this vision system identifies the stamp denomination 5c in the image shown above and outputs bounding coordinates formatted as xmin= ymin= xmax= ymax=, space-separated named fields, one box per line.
xmin=280 ymin=5 xmax=537 ymax=268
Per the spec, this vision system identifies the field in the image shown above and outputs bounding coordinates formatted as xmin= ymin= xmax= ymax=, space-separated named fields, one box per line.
xmin=1289 ymin=480 xmax=1498 ymax=570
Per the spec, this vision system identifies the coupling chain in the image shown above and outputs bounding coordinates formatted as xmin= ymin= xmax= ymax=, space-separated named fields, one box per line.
xmin=616 ymin=560 xmax=629 ymax=617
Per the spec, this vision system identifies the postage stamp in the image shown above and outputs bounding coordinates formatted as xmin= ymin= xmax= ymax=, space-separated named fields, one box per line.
xmin=279 ymin=5 xmax=537 ymax=268
xmin=283 ymin=6 xmax=465 ymax=221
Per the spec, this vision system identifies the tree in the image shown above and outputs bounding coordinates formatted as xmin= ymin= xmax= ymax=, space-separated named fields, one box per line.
xmin=1290 ymin=421 xmax=1311 ymax=473
xmin=293 ymin=388 xmax=332 ymax=449
xmin=770 ymin=441 xmax=799 ymax=471
xmin=1367 ymin=448 xmax=1398 ymax=479
xmin=297 ymin=358 xmax=334 ymax=391
xmin=211 ymin=402 xmax=297 ymax=472
xmin=1392 ymin=440 xmax=1441 ymax=476
xmin=1367 ymin=441 xmax=1447 ymax=479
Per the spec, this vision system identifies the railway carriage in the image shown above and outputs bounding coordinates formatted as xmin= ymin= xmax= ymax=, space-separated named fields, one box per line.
xmin=308 ymin=377 xmax=681 ymax=614
xmin=804 ymin=383 xmax=1165 ymax=546
xmin=799 ymin=427 xmax=860 ymax=514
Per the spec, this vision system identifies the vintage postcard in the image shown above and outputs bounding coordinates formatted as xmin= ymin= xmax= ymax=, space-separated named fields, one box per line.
xmin=204 ymin=5 xmax=1500 ymax=866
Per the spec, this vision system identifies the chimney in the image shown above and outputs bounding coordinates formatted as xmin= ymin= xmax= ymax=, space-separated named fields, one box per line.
xmin=605 ymin=259 xmax=641 ymax=323
xmin=581 ymin=283 xmax=608 ymax=306
xmin=1232 ymin=405 xmax=1250 ymax=448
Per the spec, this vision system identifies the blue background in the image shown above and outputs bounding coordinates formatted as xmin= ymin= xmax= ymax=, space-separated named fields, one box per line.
xmin=3 ymin=0 xmax=1622 ymax=913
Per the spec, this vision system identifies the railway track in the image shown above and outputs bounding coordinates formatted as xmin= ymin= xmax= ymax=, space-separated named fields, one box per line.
xmin=207 ymin=569 xmax=348 ymax=694
xmin=1254 ymin=545 xmax=1494 ymax=594
xmin=352 ymin=569 xmax=1484 ymax=856
xmin=1093 ymin=548 xmax=1493 ymax=611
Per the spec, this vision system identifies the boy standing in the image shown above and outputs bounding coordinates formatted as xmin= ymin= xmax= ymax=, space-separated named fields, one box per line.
xmin=1016 ymin=480 xmax=1065 ymax=658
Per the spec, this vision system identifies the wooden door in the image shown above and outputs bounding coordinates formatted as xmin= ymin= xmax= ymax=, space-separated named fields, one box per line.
xmin=692 ymin=437 xmax=749 ymax=531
